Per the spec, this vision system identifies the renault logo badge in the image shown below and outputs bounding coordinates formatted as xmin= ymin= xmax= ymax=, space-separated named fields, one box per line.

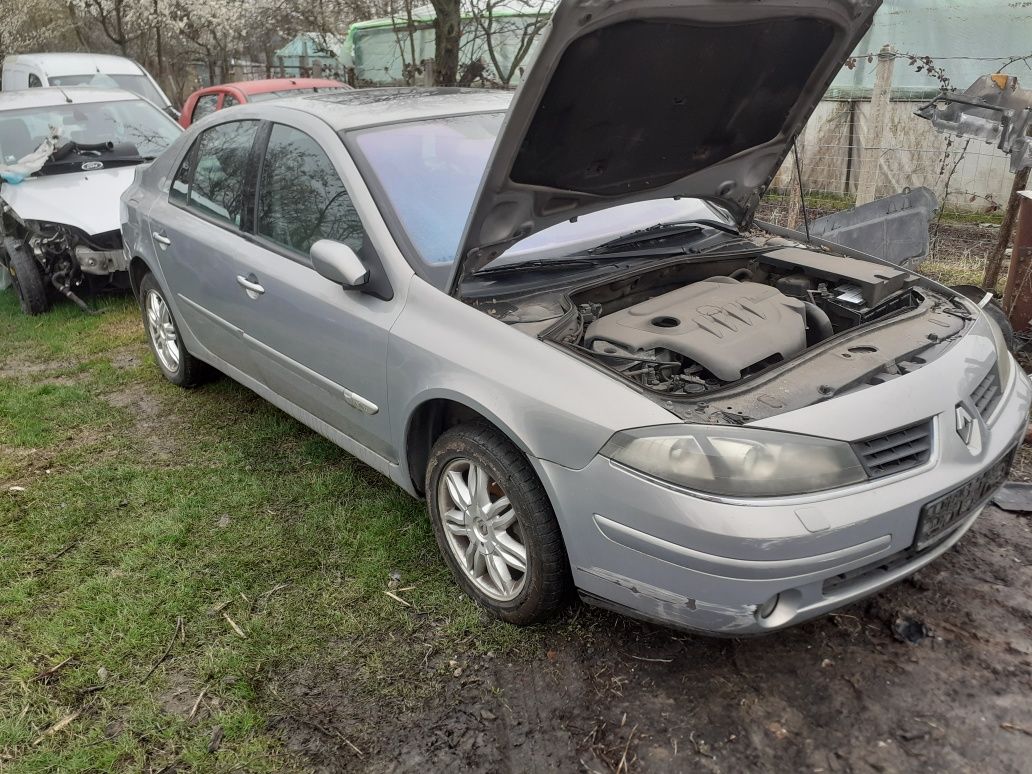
xmin=956 ymin=405 xmax=975 ymax=445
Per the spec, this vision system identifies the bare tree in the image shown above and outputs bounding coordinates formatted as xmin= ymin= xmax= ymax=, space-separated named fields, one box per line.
xmin=469 ymin=0 xmax=550 ymax=86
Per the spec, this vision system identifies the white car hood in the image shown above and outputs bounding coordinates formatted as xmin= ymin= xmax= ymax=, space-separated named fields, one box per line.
xmin=1 ymin=166 xmax=136 ymax=235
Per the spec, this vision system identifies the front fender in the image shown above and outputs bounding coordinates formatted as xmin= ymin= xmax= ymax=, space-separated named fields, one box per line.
xmin=388 ymin=277 xmax=677 ymax=476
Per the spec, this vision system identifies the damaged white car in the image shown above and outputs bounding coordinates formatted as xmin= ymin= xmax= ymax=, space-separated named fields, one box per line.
xmin=0 ymin=87 xmax=180 ymax=314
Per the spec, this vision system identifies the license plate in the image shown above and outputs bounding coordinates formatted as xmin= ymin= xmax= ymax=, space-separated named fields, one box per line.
xmin=914 ymin=447 xmax=1016 ymax=551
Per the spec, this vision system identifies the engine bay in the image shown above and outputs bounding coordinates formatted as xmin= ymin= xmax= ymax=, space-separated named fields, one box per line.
xmin=563 ymin=247 xmax=923 ymax=396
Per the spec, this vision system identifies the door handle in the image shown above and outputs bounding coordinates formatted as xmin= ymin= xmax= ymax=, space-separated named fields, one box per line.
xmin=236 ymin=274 xmax=265 ymax=296
xmin=152 ymin=231 xmax=171 ymax=248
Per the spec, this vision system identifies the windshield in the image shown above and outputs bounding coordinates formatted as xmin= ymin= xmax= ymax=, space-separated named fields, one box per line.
xmin=49 ymin=73 xmax=167 ymax=107
xmin=353 ymin=112 xmax=502 ymax=266
xmin=0 ymin=99 xmax=180 ymax=168
xmin=351 ymin=112 xmax=731 ymax=275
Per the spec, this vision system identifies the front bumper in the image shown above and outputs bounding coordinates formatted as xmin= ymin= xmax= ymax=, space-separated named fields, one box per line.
xmin=539 ymin=351 xmax=1031 ymax=635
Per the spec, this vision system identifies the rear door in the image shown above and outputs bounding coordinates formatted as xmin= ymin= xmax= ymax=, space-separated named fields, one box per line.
xmin=226 ymin=120 xmax=399 ymax=459
xmin=147 ymin=118 xmax=263 ymax=375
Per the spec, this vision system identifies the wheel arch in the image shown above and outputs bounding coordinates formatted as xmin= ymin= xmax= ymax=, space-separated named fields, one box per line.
xmin=403 ymin=395 xmax=533 ymax=496
xmin=128 ymin=254 xmax=152 ymax=300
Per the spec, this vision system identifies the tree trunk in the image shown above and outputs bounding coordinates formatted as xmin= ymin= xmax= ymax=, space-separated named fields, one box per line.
xmin=430 ymin=0 xmax=462 ymax=86
xmin=153 ymin=0 xmax=164 ymax=81
xmin=983 ymin=167 xmax=1031 ymax=291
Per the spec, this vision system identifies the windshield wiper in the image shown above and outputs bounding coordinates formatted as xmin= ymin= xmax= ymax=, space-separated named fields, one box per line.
xmin=472 ymin=257 xmax=603 ymax=277
xmin=589 ymin=219 xmax=740 ymax=254
xmin=472 ymin=236 xmax=767 ymax=278
xmin=569 ymin=236 xmax=758 ymax=262
xmin=591 ymin=223 xmax=703 ymax=252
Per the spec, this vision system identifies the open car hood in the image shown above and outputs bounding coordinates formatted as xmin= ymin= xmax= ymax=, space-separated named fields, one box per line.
xmin=450 ymin=0 xmax=880 ymax=293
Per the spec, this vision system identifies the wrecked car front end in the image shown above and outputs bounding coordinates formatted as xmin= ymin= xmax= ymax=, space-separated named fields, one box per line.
xmin=0 ymin=89 xmax=181 ymax=314
xmin=1 ymin=147 xmax=146 ymax=314
xmin=2 ymin=212 xmax=130 ymax=313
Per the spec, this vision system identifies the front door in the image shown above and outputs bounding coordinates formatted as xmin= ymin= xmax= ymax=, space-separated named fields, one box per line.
xmin=229 ymin=122 xmax=398 ymax=459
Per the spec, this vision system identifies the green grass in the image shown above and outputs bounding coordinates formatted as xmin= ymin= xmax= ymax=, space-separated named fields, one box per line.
xmin=919 ymin=259 xmax=1000 ymax=292
xmin=0 ymin=291 xmax=539 ymax=771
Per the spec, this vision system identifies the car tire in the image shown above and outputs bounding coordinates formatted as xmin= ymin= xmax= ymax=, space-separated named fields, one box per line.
xmin=139 ymin=272 xmax=210 ymax=387
xmin=7 ymin=244 xmax=50 ymax=315
xmin=426 ymin=421 xmax=570 ymax=625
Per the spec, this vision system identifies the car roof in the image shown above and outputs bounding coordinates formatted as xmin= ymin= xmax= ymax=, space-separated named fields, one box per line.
xmin=0 ymin=86 xmax=144 ymax=110
xmin=228 ymin=78 xmax=347 ymax=95
xmin=4 ymin=52 xmax=144 ymax=76
xmin=270 ymin=87 xmax=513 ymax=131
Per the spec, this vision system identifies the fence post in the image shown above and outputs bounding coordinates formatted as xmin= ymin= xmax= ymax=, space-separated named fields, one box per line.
xmin=855 ymin=44 xmax=895 ymax=206
xmin=985 ymin=167 xmax=1031 ymax=290
xmin=1002 ymin=188 xmax=1032 ymax=328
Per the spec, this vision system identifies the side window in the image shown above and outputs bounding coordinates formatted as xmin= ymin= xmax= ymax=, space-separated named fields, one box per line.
xmin=27 ymin=74 xmax=42 ymax=88
xmin=176 ymin=120 xmax=259 ymax=227
xmin=256 ymin=124 xmax=364 ymax=256
xmin=192 ymin=94 xmax=218 ymax=123
xmin=170 ymin=143 xmax=194 ymax=206
xmin=223 ymin=93 xmax=240 ymax=108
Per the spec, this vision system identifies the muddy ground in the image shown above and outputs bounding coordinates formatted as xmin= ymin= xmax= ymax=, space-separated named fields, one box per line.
xmin=275 ymin=505 xmax=1032 ymax=773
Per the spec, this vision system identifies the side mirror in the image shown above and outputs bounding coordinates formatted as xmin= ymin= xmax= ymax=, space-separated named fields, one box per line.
xmin=311 ymin=239 xmax=369 ymax=288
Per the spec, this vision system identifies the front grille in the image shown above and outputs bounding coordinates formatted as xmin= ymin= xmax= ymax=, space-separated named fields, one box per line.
xmin=824 ymin=439 xmax=1019 ymax=595
xmin=970 ymin=366 xmax=1002 ymax=420
xmin=853 ymin=420 xmax=933 ymax=479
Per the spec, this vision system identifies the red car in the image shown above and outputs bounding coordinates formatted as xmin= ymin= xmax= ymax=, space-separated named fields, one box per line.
xmin=178 ymin=78 xmax=352 ymax=128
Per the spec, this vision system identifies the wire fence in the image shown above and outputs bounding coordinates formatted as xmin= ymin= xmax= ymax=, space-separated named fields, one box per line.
xmin=758 ymin=89 xmax=1015 ymax=289
xmin=759 ymin=142 xmax=1008 ymax=287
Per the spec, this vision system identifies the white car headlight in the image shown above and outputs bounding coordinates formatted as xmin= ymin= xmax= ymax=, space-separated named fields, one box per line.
xmin=601 ymin=425 xmax=868 ymax=497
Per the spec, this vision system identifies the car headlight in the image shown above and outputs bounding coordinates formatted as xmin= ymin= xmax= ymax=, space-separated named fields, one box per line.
xmin=985 ymin=312 xmax=1013 ymax=389
xmin=601 ymin=425 xmax=868 ymax=497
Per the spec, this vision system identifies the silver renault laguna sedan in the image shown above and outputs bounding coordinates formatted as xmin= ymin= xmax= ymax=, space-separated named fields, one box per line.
xmin=121 ymin=0 xmax=1030 ymax=634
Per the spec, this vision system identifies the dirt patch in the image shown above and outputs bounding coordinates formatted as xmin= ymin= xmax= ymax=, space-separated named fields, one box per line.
xmin=157 ymin=669 xmax=201 ymax=718
xmin=104 ymin=381 xmax=180 ymax=461
xmin=110 ymin=350 xmax=144 ymax=371
xmin=273 ymin=505 xmax=1032 ymax=773
xmin=0 ymin=356 xmax=80 ymax=380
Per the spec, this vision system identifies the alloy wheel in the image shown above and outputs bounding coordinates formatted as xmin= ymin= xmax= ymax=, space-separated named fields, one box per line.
xmin=437 ymin=458 xmax=528 ymax=601
xmin=145 ymin=290 xmax=181 ymax=373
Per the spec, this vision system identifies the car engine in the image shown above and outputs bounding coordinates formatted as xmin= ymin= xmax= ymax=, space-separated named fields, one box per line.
xmin=546 ymin=246 xmax=927 ymax=396
xmin=585 ymin=277 xmax=807 ymax=391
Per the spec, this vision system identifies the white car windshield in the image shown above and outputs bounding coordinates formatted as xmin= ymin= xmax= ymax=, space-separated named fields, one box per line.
xmin=49 ymin=73 xmax=167 ymax=107
xmin=0 ymin=98 xmax=180 ymax=167
xmin=351 ymin=112 xmax=731 ymax=270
